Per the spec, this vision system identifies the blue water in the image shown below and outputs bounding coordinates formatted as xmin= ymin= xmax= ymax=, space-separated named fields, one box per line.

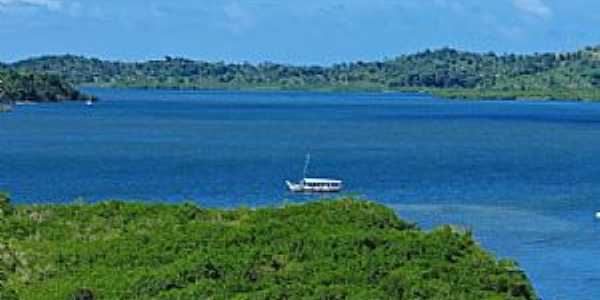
xmin=1 ymin=88 xmax=600 ymax=299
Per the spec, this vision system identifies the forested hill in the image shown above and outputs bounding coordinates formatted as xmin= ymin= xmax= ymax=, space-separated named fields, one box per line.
xmin=0 ymin=70 xmax=94 ymax=104
xmin=8 ymin=46 xmax=600 ymax=100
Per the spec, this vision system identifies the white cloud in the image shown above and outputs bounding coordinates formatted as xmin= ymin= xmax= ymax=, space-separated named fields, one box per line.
xmin=0 ymin=0 xmax=63 ymax=11
xmin=512 ymin=0 xmax=552 ymax=18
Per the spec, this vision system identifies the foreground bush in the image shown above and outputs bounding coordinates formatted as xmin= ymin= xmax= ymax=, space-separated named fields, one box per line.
xmin=0 ymin=197 xmax=537 ymax=299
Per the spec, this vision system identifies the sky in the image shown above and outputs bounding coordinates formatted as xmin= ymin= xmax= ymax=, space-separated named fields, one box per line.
xmin=1 ymin=0 xmax=600 ymax=65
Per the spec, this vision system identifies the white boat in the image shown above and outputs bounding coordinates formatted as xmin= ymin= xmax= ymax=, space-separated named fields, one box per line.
xmin=86 ymin=100 xmax=94 ymax=106
xmin=285 ymin=154 xmax=343 ymax=193
xmin=286 ymin=178 xmax=343 ymax=193
xmin=596 ymin=211 xmax=600 ymax=220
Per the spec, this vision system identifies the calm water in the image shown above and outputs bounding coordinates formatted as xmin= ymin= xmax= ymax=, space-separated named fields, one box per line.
xmin=2 ymin=88 xmax=600 ymax=299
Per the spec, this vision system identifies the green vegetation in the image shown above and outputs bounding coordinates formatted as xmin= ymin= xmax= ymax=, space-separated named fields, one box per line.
xmin=0 ymin=70 xmax=94 ymax=105
xmin=8 ymin=45 xmax=600 ymax=101
xmin=428 ymin=88 xmax=600 ymax=101
xmin=0 ymin=193 xmax=537 ymax=299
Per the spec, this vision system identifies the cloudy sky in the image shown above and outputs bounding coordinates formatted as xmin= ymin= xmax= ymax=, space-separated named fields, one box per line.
xmin=0 ymin=0 xmax=599 ymax=64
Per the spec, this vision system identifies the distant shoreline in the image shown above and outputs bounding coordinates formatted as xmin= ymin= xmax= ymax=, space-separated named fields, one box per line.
xmin=9 ymin=46 xmax=600 ymax=103
xmin=81 ymin=85 xmax=600 ymax=103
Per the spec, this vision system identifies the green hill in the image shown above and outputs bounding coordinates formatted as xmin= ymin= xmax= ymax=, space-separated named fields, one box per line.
xmin=9 ymin=46 xmax=600 ymax=101
xmin=0 ymin=70 xmax=93 ymax=105
xmin=0 ymin=193 xmax=537 ymax=300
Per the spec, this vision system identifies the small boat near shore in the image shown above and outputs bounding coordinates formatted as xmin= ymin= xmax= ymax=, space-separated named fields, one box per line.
xmin=286 ymin=154 xmax=343 ymax=193
xmin=595 ymin=212 xmax=600 ymax=220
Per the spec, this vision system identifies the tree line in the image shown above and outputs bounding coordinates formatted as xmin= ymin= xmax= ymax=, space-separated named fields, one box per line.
xmin=5 ymin=45 xmax=600 ymax=100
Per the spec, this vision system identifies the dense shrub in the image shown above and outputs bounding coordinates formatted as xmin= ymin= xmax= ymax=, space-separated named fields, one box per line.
xmin=0 ymin=192 xmax=13 ymax=216
xmin=0 ymin=196 xmax=537 ymax=299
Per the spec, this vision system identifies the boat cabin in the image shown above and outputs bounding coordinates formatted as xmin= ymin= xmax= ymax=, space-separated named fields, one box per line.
xmin=302 ymin=178 xmax=342 ymax=188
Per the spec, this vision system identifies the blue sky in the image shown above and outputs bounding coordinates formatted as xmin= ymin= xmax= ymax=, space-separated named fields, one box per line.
xmin=1 ymin=0 xmax=599 ymax=64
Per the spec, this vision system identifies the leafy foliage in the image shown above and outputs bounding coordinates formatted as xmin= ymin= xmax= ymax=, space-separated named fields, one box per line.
xmin=9 ymin=46 xmax=600 ymax=100
xmin=0 ymin=197 xmax=537 ymax=299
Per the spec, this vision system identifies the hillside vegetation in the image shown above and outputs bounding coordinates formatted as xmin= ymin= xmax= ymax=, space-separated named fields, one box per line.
xmin=0 ymin=70 xmax=93 ymax=104
xmin=0 ymin=193 xmax=537 ymax=299
xmin=9 ymin=46 xmax=600 ymax=100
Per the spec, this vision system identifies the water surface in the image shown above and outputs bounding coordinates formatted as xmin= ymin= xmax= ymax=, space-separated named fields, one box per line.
xmin=1 ymin=89 xmax=599 ymax=299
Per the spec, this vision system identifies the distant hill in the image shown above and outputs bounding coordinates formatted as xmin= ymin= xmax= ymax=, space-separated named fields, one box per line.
xmin=8 ymin=46 xmax=600 ymax=100
xmin=0 ymin=70 xmax=93 ymax=104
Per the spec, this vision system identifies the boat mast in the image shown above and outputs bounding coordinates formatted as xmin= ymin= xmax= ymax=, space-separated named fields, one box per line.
xmin=303 ymin=153 xmax=310 ymax=179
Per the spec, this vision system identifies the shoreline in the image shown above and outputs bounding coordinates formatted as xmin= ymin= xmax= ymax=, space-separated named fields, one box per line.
xmin=81 ymin=85 xmax=600 ymax=103
xmin=13 ymin=46 xmax=600 ymax=104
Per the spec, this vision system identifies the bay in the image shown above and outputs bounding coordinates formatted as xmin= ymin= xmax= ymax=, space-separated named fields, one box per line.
xmin=1 ymin=88 xmax=600 ymax=299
